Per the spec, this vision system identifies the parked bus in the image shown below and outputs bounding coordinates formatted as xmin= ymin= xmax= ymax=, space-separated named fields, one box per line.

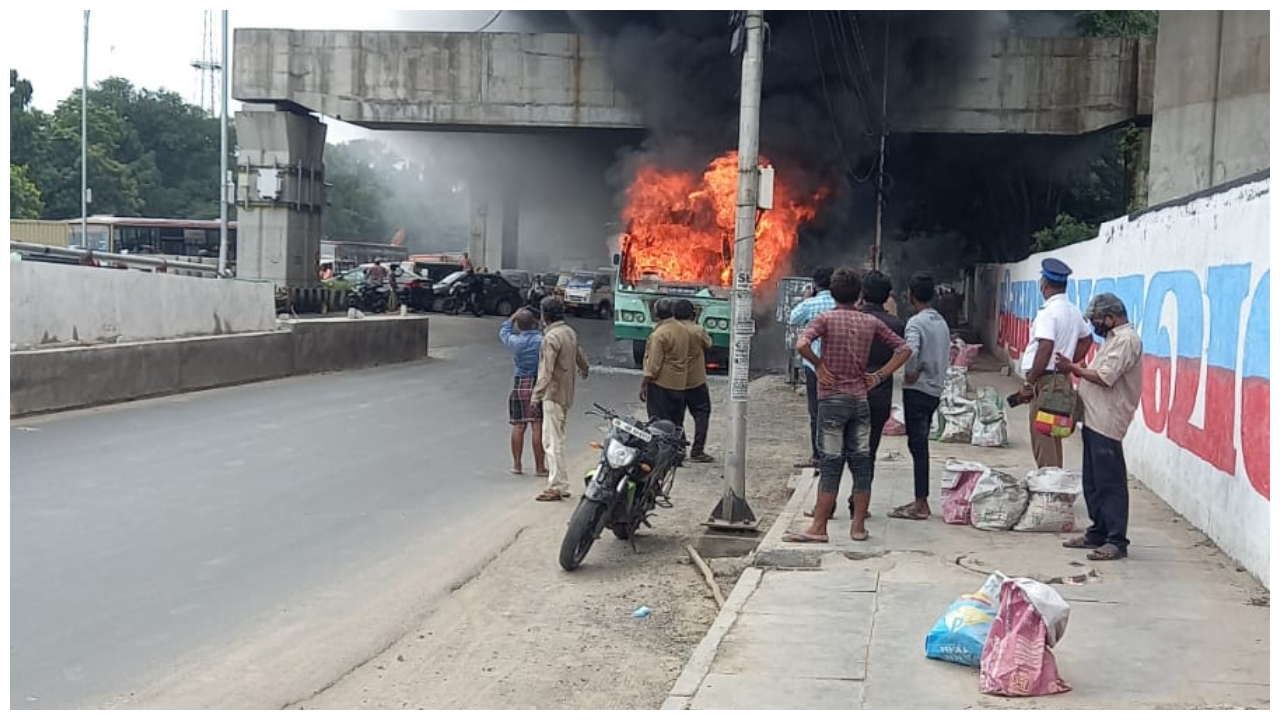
xmin=321 ymin=240 xmax=409 ymax=272
xmin=66 ymin=216 xmax=236 ymax=261
xmin=10 ymin=219 xmax=70 ymax=247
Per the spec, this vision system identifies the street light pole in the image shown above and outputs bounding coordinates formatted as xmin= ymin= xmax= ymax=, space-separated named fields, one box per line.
xmin=217 ymin=9 xmax=230 ymax=277
xmin=708 ymin=9 xmax=764 ymax=530
xmin=81 ymin=10 xmax=89 ymax=250
xmin=871 ymin=16 xmax=889 ymax=271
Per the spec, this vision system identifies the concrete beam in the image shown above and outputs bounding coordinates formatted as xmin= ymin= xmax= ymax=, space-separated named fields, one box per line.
xmin=233 ymin=29 xmax=645 ymax=131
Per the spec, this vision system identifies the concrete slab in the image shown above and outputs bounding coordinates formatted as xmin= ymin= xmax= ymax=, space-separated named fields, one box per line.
xmin=689 ymin=673 xmax=862 ymax=710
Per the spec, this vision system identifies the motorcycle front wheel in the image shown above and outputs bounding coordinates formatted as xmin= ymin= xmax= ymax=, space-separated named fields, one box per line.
xmin=559 ymin=497 xmax=608 ymax=571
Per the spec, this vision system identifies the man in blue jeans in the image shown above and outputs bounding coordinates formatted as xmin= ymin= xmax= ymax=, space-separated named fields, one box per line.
xmin=787 ymin=266 xmax=836 ymax=468
xmin=786 ymin=268 xmax=911 ymax=543
xmin=890 ymin=273 xmax=951 ymax=521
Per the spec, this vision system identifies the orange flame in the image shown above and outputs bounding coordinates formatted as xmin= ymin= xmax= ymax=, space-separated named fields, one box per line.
xmin=620 ymin=151 xmax=825 ymax=291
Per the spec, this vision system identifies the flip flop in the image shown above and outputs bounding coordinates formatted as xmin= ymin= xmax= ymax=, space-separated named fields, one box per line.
xmin=1087 ymin=543 xmax=1127 ymax=561
xmin=1062 ymin=535 xmax=1102 ymax=549
xmin=850 ymin=528 xmax=869 ymax=542
xmin=782 ymin=531 xmax=829 ymax=544
xmin=535 ymin=470 xmax=550 ymax=478
xmin=535 ymin=490 xmax=562 ymax=502
xmin=888 ymin=504 xmax=929 ymax=520
xmin=510 ymin=468 xmax=524 ymax=476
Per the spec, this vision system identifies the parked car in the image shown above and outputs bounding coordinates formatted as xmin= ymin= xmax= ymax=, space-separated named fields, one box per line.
xmin=330 ymin=263 xmax=434 ymax=311
xmin=497 ymin=269 xmax=534 ymax=298
xmin=560 ymin=269 xmax=614 ymax=319
xmin=431 ymin=271 xmax=523 ymax=316
xmin=414 ymin=261 xmax=463 ymax=282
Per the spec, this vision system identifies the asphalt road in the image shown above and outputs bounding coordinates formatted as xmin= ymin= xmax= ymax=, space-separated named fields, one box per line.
xmin=10 ymin=314 xmax=641 ymax=709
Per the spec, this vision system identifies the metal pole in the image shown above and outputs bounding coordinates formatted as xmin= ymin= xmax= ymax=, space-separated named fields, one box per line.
xmin=217 ymin=9 xmax=230 ymax=276
xmin=81 ymin=10 xmax=89 ymax=250
xmin=708 ymin=9 xmax=764 ymax=530
xmin=871 ymin=16 xmax=889 ymax=271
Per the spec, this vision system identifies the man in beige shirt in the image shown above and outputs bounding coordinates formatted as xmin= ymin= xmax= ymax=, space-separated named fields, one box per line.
xmin=640 ymin=299 xmax=690 ymax=425
xmin=532 ymin=297 xmax=590 ymax=502
xmin=675 ymin=299 xmax=715 ymax=463
xmin=1054 ymin=292 xmax=1143 ymax=561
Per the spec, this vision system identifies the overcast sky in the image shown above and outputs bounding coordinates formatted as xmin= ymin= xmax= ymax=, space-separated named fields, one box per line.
xmin=7 ymin=8 xmax=573 ymax=144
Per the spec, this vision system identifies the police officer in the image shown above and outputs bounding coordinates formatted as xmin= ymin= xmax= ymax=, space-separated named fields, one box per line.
xmin=1016 ymin=258 xmax=1094 ymax=468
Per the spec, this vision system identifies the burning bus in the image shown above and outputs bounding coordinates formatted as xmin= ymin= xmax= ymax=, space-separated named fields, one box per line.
xmin=611 ymin=151 xmax=824 ymax=368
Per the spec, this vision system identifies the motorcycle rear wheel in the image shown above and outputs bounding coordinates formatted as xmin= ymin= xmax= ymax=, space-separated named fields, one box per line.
xmin=559 ymin=498 xmax=608 ymax=571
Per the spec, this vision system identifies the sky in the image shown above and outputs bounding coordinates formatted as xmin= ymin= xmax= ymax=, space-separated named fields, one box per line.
xmin=5 ymin=7 xmax=574 ymax=144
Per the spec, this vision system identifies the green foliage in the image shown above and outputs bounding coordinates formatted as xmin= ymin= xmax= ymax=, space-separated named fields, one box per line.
xmin=1077 ymin=10 xmax=1158 ymax=37
xmin=1031 ymin=214 xmax=1097 ymax=253
xmin=10 ymin=164 xmax=43 ymax=218
xmin=8 ymin=72 xmax=230 ymax=220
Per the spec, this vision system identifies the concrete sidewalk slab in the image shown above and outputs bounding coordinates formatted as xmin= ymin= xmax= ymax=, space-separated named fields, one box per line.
xmin=665 ymin=366 xmax=1269 ymax=710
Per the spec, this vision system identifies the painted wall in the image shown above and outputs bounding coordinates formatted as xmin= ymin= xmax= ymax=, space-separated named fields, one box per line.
xmin=976 ymin=177 xmax=1270 ymax=585
xmin=10 ymin=260 xmax=278 ymax=350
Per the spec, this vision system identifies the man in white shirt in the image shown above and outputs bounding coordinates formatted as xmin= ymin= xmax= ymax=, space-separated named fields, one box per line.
xmin=1016 ymin=258 xmax=1094 ymax=468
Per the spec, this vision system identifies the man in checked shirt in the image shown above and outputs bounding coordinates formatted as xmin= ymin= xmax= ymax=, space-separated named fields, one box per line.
xmin=786 ymin=268 xmax=912 ymax=543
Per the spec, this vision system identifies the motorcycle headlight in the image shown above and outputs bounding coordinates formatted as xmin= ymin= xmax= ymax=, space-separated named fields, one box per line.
xmin=605 ymin=438 xmax=639 ymax=469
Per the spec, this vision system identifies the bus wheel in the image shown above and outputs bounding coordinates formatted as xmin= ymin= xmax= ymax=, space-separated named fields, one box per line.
xmin=631 ymin=340 xmax=646 ymax=368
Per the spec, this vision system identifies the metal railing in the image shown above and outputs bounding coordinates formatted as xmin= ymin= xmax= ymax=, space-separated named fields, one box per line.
xmin=10 ymin=241 xmax=228 ymax=277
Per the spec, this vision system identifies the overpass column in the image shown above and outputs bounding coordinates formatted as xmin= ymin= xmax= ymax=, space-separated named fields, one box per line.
xmin=233 ymin=103 xmax=326 ymax=286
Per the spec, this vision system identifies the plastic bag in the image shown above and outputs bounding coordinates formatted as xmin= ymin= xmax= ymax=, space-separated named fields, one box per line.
xmin=942 ymin=366 xmax=970 ymax=400
xmin=930 ymin=409 xmax=943 ymax=440
xmin=969 ymin=468 xmax=1029 ymax=530
xmin=883 ymin=404 xmax=907 ymax=436
xmin=1013 ymin=468 xmax=1082 ymax=532
xmin=970 ymin=386 xmax=1008 ymax=448
xmin=979 ymin=579 xmax=1071 ymax=696
xmin=924 ymin=572 xmax=1006 ymax=667
xmin=950 ymin=338 xmax=982 ymax=368
xmin=939 ymin=396 xmax=975 ymax=444
xmin=941 ymin=460 xmax=987 ymax=525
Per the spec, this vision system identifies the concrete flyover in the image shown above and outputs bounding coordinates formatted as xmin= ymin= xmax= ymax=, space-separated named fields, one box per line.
xmin=233 ymin=29 xmax=645 ymax=132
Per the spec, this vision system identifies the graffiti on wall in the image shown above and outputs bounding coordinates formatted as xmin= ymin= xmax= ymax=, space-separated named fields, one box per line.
xmin=996 ymin=265 xmax=1270 ymax=500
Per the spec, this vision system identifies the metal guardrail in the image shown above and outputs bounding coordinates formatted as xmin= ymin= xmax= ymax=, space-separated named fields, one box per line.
xmin=10 ymin=241 xmax=227 ymax=277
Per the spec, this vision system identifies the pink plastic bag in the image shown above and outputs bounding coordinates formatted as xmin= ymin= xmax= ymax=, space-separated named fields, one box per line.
xmin=883 ymin=404 xmax=907 ymax=436
xmin=950 ymin=339 xmax=982 ymax=368
xmin=979 ymin=580 xmax=1071 ymax=697
xmin=941 ymin=461 xmax=986 ymax=525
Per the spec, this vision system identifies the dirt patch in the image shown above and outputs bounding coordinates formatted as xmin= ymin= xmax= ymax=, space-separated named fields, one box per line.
xmin=297 ymin=375 xmax=806 ymax=710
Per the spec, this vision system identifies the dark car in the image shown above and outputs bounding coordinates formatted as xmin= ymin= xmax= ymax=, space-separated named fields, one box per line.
xmin=431 ymin=272 xmax=523 ymax=316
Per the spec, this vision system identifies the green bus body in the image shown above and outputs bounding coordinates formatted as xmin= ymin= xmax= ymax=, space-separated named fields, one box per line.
xmin=612 ymin=269 xmax=732 ymax=369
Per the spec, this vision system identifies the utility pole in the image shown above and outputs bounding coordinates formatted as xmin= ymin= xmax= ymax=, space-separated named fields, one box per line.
xmin=871 ymin=16 xmax=889 ymax=270
xmin=81 ymin=10 xmax=89 ymax=250
xmin=708 ymin=9 xmax=764 ymax=531
xmin=217 ymin=9 xmax=230 ymax=276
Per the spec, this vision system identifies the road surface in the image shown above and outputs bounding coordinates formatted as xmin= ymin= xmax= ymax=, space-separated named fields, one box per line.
xmin=10 ymin=315 xmax=640 ymax=709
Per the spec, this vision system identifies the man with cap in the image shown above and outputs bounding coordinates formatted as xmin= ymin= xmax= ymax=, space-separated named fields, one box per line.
xmin=1054 ymin=292 xmax=1143 ymax=561
xmin=1016 ymin=257 xmax=1094 ymax=468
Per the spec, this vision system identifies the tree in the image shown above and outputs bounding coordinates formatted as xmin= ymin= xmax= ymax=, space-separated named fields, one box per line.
xmin=10 ymin=164 xmax=43 ymax=218
xmin=1031 ymin=213 xmax=1096 ymax=253
xmin=1077 ymin=11 xmax=1158 ymax=37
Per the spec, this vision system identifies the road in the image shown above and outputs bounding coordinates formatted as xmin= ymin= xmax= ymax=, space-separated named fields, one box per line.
xmin=10 ymin=315 xmax=640 ymax=709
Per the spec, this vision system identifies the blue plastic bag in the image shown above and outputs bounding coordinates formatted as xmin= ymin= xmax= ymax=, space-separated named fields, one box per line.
xmin=924 ymin=573 xmax=1005 ymax=667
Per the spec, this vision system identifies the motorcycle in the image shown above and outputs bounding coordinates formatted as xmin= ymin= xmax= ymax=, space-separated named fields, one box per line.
xmin=558 ymin=403 xmax=688 ymax=571
xmin=444 ymin=280 xmax=485 ymax=317
xmin=348 ymin=283 xmax=391 ymax=313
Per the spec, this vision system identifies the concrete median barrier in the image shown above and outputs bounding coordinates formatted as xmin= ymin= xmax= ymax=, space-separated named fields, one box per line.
xmin=10 ymin=316 xmax=430 ymax=416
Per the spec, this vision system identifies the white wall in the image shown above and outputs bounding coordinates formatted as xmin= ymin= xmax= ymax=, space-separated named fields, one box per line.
xmin=976 ymin=177 xmax=1270 ymax=585
xmin=10 ymin=261 xmax=278 ymax=349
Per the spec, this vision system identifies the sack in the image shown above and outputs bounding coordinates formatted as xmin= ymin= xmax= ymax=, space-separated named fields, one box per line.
xmin=950 ymin=339 xmax=982 ymax=368
xmin=883 ymin=404 xmax=907 ymax=436
xmin=941 ymin=460 xmax=987 ymax=525
xmin=939 ymin=395 xmax=975 ymax=444
xmin=1013 ymin=468 xmax=1082 ymax=532
xmin=1033 ymin=375 xmax=1080 ymax=439
xmin=969 ymin=469 xmax=1029 ymax=530
xmin=925 ymin=572 xmax=1006 ymax=667
xmin=970 ymin=387 xmax=1008 ymax=448
xmin=942 ymin=366 xmax=971 ymax=400
xmin=930 ymin=409 xmax=943 ymax=440
xmin=980 ymin=579 xmax=1071 ymax=696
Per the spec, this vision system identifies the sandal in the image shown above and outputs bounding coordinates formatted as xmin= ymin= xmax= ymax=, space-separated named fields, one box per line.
xmin=535 ymin=489 xmax=563 ymax=502
xmin=887 ymin=504 xmax=929 ymax=520
xmin=850 ymin=527 xmax=869 ymax=542
xmin=535 ymin=469 xmax=549 ymax=478
xmin=1062 ymin=535 xmax=1102 ymax=549
xmin=1087 ymin=543 xmax=1127 ymax=561
xmin=510 ymin=468 xmax=524 ymax=476
xmin=782 ymin=531 xmax=829 ymax=544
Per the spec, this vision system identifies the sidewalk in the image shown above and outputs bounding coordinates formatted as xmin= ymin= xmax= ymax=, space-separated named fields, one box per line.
xmin=664 ymin=364 xmax=1269 ymax=710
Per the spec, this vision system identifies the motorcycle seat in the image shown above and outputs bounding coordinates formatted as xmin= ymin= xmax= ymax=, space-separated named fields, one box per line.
xmin=648 ymin=419 xmax=678 ymax=437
